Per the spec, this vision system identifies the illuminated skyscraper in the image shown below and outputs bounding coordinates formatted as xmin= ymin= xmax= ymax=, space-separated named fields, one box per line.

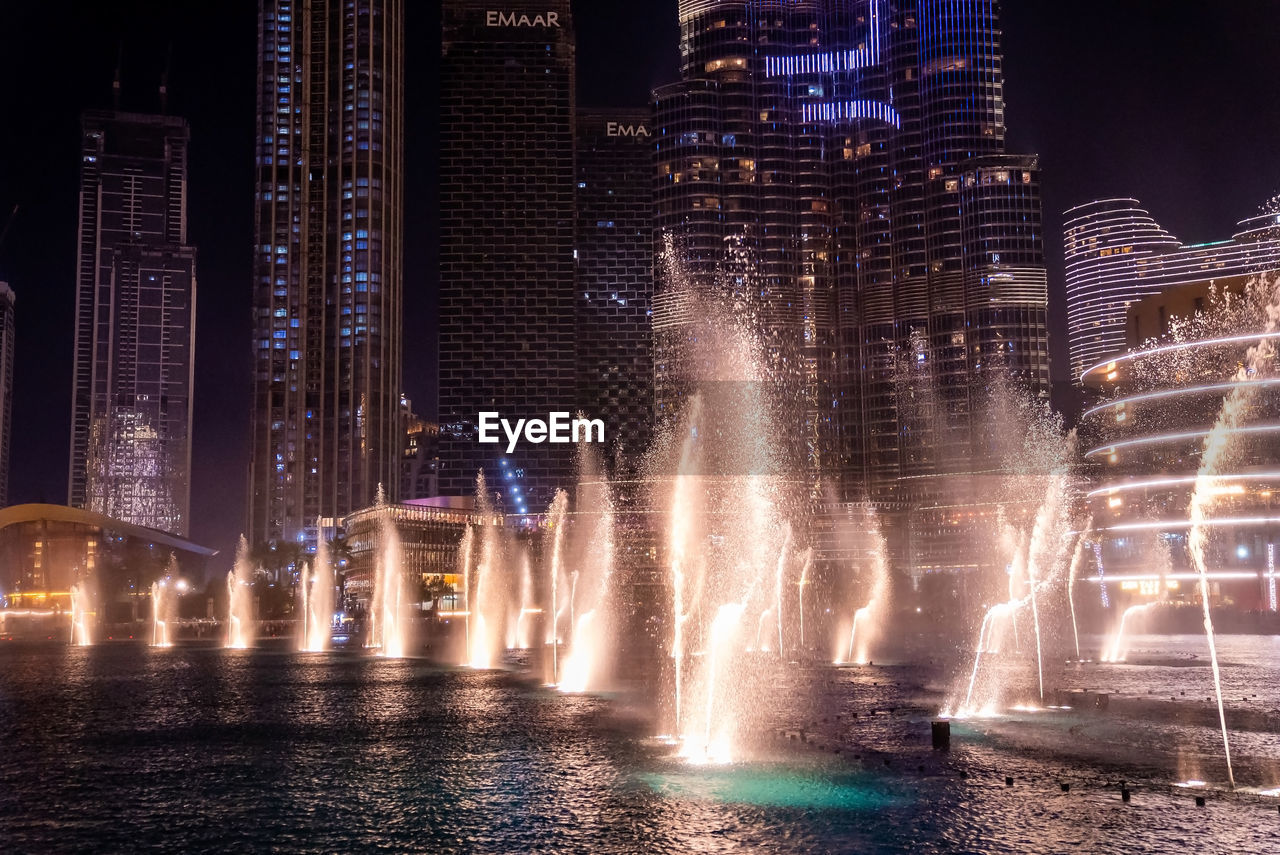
xmin=248 ymin=0 xmax=405 ymax=545
xmin=0 ymin=282 xmax=12 ymax=508
xmin=70 ymin=111 xmax=196 ymax=535
xmin=655 ymin=0 xmax=1049 ymax=574
xmin=1064 ymin=198 xmax=1280 ymax=382
xmin=438 ymin=1 xmax=576 ymax=513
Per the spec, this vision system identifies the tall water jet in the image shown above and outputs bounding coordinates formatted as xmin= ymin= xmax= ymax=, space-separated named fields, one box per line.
xmin=150 ymin=579 xmax=174 ymax=647
xmin=796 ymin=547 xmax=812 ymax=650
xmin=457 ymin=525 xmax=475 ymax=663
xmin=543 ymin=490 xmax=568 ymax=683
xmin=773 ymin=524 xmax=792 ymax=658
xmin=514 ymin=553 xmax=534 ymax=649
xmin=837 ymin=507 xmax=891 ymax=665
xmin=226 ymin=536 xmax=256 ymax=649
xmin=665 ymin=413 xmax=701 ymax=734
xmin=681 ymin=602 xmax=745 ymax=764
xmin=301 ymin=529 xmax=334 ymax=652
xmin=465 ymin=471 xmax=504 ymax=669
xmin=560 ymin=459 xmax=616 ymax=693
xmin=946 ymin=384 xmax=1075 ymax=717
xmin=70 ymin=581 xmax=93 ymax=646
xmin=371 ymin=509 xmax=408 ymax=658
xmin=1066 ymin=518 xmax=1093 ymax=660
xmin=654 ymin=237 xmax=804 ymax=763
xmin=1100 ymin=603 xmax=1157 ymax=663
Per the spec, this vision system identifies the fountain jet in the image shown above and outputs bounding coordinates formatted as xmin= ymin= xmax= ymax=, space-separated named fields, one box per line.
xmin=226 ymin=536 xmax=256 ymax=649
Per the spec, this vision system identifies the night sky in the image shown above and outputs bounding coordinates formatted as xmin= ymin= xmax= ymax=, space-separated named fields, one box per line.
xmin=1 ymin=1 xmax=1277 ymax=568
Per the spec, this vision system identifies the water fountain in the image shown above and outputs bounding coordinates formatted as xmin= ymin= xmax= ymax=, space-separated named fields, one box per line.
xmin=796 ymin=547 xmax=812 ymax=650
xmin=651 ymin=239 xmax=800 ymax=763
xmin=544 ymin=490 xmax=569 ymax=683
xmin=1066 ymin=518 xmax=1093 ymax=660
xmin=300 ymin=527 xmax=335 ymax=652
xmin=69 ymin=580 xmax=93 ymax=646
xmin=1181 ymin=292 xmax=1280 ymax=789
xmin=370 ymin=506 xmax=408 ymax=658
xmin=945 ymin=387 xmax=1077 ymax=717
xmin=226 ymin=536 xmax=256 ymax=649
xmin=151 ymin=579 xmax=174 ymax=647
xmin=465 ymin=472 xmax=505 ymax=669
xmin=835 ymin=507 xmax=891 ymax=666
xmin=512 ymin=553 xmax=534 ymax=650
xmin=559 ymin=449 xmax=617 ymax=693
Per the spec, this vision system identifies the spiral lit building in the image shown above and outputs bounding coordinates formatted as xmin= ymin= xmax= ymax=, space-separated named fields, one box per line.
xmin=1080 ymin=279 xmax=1280 ymax=612
xmin=1064 ymin=199 xmax=1280 ymax=384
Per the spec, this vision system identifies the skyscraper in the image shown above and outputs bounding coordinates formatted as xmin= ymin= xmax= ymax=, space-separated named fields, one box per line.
xmin=0 ymin=282 xmax=13 ymax=508
xmin=575 ymin=108 xmax=655 ymax=472
xmin=1064 ymin=198 xmax=1280 ymax=383
xmin=439 ymin=1 xmax=576 ymax=513
xmin=248 ymin=0 xmax=405 ymax=545
xmin=654 ymin=0 xmax=1049 ymax=574
xmin=70 ymin=111 xmax=196 ymax=535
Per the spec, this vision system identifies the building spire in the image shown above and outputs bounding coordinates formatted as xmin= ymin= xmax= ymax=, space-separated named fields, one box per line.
xmin=112 ymin=43 xmax=123 ymax=109
xmin=159 ymin=43 xmax=172 ymax=113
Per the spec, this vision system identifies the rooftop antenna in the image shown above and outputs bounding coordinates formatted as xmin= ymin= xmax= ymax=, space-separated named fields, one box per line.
xmin=159 ymin=43 xmax=172 ymax=113
xmin=112 ymin=43 xmax=123 ymax=109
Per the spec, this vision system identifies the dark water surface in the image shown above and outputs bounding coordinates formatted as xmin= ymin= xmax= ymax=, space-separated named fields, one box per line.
xmin=1 ymin=643 xmax=1277 ymax=853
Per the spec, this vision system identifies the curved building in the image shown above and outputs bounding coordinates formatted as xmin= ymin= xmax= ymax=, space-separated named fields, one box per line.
xmin=1064 ymin=198 xmax=1280 ymax=384
xmin=1079 ymin=280 xmax=1280 ymax=612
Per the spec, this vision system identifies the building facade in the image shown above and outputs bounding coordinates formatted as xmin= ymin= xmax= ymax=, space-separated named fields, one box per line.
xmin=248 ymin=0 xmax=406 ymax=545
xmin=1065 ymin=198 xmax=1280 ymax=384
xmin=653 ymin=0 xmax=1049 ymax=576
xmin=438 ymin=1 xmax=577 ymax=513
xmin=0 ymin=282 xmax=12 ymax=508
xmin=1080 ymin=277 xmax=1280 ymax=615
xmin=575 ymin=108 xmax=655 ymax=473
xmin=70 ymin=111 xmax=196 ymax=536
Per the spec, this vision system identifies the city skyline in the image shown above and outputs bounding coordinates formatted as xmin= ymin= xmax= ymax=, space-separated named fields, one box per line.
xmin=1 ymin=1 xmax=1279 ymax=562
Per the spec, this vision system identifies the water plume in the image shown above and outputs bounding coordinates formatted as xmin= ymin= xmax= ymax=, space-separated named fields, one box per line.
xmin=544 ymin=490 xmax=569 ymax=683
xmin=226 ymin=536 xmax=256 ymax=649
xmin=70 ymin=578 xmax=95 ymax=647
xmin=300 ymin=527 xmax=334 ymax=652
xmin=370 ymin=501 xmax=409 ymax=658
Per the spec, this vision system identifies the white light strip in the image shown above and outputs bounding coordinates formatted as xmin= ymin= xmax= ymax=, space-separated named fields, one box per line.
xmin=1084 ymin=423 xmax=1280 ymax=459
xmin=1083 ymin=516 xmax=1280 ymax=534
xmin=1085 ymin=572 xmax=1262 ymax=582
xmin=1081 ymin=331 xmax=1280 ymax=384
xmin=1086 ymin=471 xmax=1280 ymax=498
xmin=1082 ymin=378 xmax=1280 ymax=420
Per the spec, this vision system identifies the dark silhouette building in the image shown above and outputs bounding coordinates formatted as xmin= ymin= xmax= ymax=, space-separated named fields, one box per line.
xmin=438 ymin=0 xmax=577 ymax=513
xmin=70 ymin=111 xmax=196 ymax=536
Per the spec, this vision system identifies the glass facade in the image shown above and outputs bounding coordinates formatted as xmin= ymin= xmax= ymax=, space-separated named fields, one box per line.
xmin=575 ymin=108 xmax=655 ymax=474
xmin=70 ymin=111 xmax=196 ymax=536
xmin=655 ymin=1 xmax=1049 ymax=575
xmin=248 ymin=0 xmax=406 ymax=545
xmin=438 ymin=0 xmax=577 ymax=513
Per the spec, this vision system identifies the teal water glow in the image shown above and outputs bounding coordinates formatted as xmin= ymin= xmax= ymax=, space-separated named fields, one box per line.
xmin=639 ymin=764 xmax=903 ymax=811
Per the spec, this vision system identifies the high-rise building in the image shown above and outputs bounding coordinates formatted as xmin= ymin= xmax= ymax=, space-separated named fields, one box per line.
xmin=248 ymin=0 xmax=405 ymax=545
xmin=70 ymin=111 xmax=196 ymax=535
xmin=1064 ymin=198 xmax=1280 ymax=383
xmin=0 ymin=282 xmax=13 ymax=508
xmin=654 ymin=1 xmax=1049 ymax=575
xmin=575 ymin=108 xmax=655 ymax=472
xmin=439 ymin=1 xmax=576 ymax=514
